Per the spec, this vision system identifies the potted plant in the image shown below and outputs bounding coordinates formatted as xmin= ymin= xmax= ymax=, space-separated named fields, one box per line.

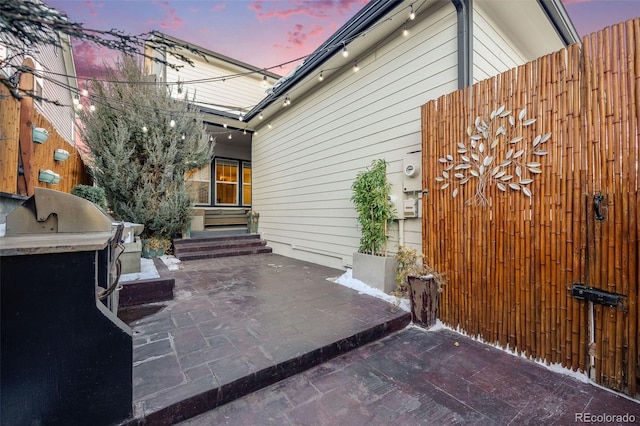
xmin=350 ymin=159 xmax=397 ymax=292
xmin=394 ymin=246 xmax=446 ymax=327
xmin=32 ymin=126 xmax=49 ymax=144
xmin=141 ymin=236 xmax=170 ymax=259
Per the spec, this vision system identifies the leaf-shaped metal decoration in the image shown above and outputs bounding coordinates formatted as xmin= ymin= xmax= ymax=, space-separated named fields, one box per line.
xmin=445 ymin=164 xmax=454 ymax=171
xmin=452 ymin=188 xmax=459 ymax=198
xmin=457 ymin=142 xmax=466 ymax=149
xmin=439 ymin=157 xmax=448 ymax=163
xmin=460 ymin=177 xmax=470 ymax=185
xmin=491 ymin=166 xmax=500 ymax=176
xmin=470 ymin=169 xmax=480 ymax=177
xmin=491 ymin=139 xmax=499 ymax=149
xmin=506 ymin=148 xmax=514 ymax=159
xmin=471 ymin=140 xmax=477 ymax=149
xmin=541 ymin=132 xmax=551 ymax=143
xmin=533 ymin=150 xmax=548 ymax=156
xmin=483 ymin=156 xmax=494 ymax=167
xmin=478 ymin=143 xmax=485 ymax=153
xmin=523 ymin=187 xmax=532 ymax=197
xmin=471 ymin=153 xmax=480 ymax=162
xmin=447 ymin=154 xmax=454 ymax=161
xmin=454 ymin=173 xmax=465 ymax=179
xmin=519 ymin=108 xmax=527 ymax=121
xmin=435 ymin=177 xmax=444 ymax=182
xmin=500 ymin=160 xmax=512 ymax=167
xmin=441 ymin=183 xmax=449 ymax=190
xmin=497 ymin=182 xmax=507 ymax=192
xmin=529 ymin=168 xmax=542 ymax=174
xmin=509 ymin=183 xmax=521 ymax=191
xmin=533 ymin=134 xmax=542 ymax=147
xmin=496 ymin=105 xmax=505 ymax=116
xmin=471 ymin=135 xmax=483 ymax=140
xmin=467 ymin=126 xmax=473 ymax=137
xmin=513 ymin=150 xmax=525 ymax=159
xmin=526 ymin=162 xmax=541 ymax=168
xmin=495 ymin=170 xmax=506 ymax=179
xmin=501 ymin=175 xmax=513 ymax=181
xmin=519 ymin=179 xmax=534 ymax=185
xmin=442 ymin=171 xmax=449 ymax=178
xmin=509 ymin=115 xmax=515 ymax=126
xmin=500 ymin=109 xmax=511 ymax=118
xmin=455 ymin=164 xmax=471 ymax=170
xmin=479 ymin=165 xmax=485 ymax=175
xmin=461 ymin=155 xmax=470 ymax=162
xmin=510 ymin=136 xmax=523 ymax=144
xmin=458 ymin=148 xmax=468 ymax=154
xmin=523 ymin=118 xmax=536 ymax=126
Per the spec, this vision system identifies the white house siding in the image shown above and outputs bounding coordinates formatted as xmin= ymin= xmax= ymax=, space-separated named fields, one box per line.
xmin=34 ymin=35 xmax=76 ymax=145
xmin=252 ymin=2 xmax=459 ymax=270
xmin=165 ymin=54 xmax=268 ymax=115
xmin=472 ymin=3 xmax=527 ymax=83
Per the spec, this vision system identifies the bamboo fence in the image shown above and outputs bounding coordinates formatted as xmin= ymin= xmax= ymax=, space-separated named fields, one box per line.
xmin=422 ymin=19 xmax=639 ymax=397
xmin=0 ymin=84 xmax=90 ymax=195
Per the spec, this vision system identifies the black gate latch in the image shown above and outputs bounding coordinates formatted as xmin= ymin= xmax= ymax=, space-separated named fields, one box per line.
xmin=571 ymin=284 xmax=624 ymax=307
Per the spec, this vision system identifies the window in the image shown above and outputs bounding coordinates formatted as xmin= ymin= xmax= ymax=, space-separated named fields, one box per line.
xmin=242 ymin=162 xmax=252 ymax=206
xmin=215 ymin=159 xmax=238 ymax=205
xmin=186 ymin=164 xmax=211 ymax=205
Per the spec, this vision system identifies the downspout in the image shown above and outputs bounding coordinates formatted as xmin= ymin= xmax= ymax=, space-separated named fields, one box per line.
xmin=451 ymin=0 xmax=473 ymax=89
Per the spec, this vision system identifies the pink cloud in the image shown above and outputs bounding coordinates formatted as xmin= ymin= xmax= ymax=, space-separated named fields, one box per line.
xmin=189 ymin=7 xmax=198 ymax=13
xmin=210 ymin=3 xmax=226 ymax=12
xmin=72 ymin=41 xmax=115 ymax=79
xmin=248 ymin=0 xmax=366 ymax=21
xmin=81 ymin=1 xmax=104 ymax=18
xmin=159 ymin=9 xmax=184 ymax=30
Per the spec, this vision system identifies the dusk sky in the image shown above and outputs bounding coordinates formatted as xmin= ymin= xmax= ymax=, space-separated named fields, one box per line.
xmin=46 ymin=0 xmax=640 ymax=79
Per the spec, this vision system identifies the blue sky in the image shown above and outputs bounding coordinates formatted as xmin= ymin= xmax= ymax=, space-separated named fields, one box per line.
xmin=46 ymin=0 xmax=640 ymax=78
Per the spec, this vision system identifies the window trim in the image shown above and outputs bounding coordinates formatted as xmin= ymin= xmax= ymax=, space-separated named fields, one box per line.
xmin=242 ymin=161 xmax=252 ymax=207
xmin=214 ymin=158 xmax=239 ymax=206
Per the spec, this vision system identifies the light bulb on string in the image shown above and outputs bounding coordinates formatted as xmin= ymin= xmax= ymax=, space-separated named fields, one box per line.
xmin=262 ymin=75 xmax=268 ymax=87
xmin=76 ymin=103 xmax=83 ymax=111
xmin=353 ymin=61 xmax=359 ymax=72
xmin=403 ymin=25 xmax=409 ymax=37
xmin=268 ymin=122 xmax=272 ymax=129
xmin=409 ymin=5 xmax=415 ymax=20
xmin=223 ymin=123 xmax=227 ymax=128
xmin=342 ymin=44 xmax=348 ymax=58
xmin=142 ymin=126 xmax=148 ymax=133
xmin=89 ymin=104 xmax=96 ymax=112
xmin=181 ymin=134 xmax=186 ymax=140
xmin=228 ymin=134 xmax=232 ymax=140
xmin=259 ymin=112 xmax=263 ymax=120
xmin=169 ymin=119 xmax=176 ymax=128
xmin=243 ymin=129 xmax=247 ymax=135
xmin=209 ymin=135 xmax=214 ymax=142
xmin=318 ymin=71 xmax=324 ymax=81
xmin=81 ymin=87 xmax=88 ymax=97
xmin=72 ymin=96 xmax=79 ymax=105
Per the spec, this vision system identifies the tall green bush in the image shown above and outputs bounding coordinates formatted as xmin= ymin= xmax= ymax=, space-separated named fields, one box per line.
xmin=71 ymin=184 xmax=108 ymax=210
xmin=351 ymin=159 xmax=394 ymax=256
xmin=78 ymin=56 xmax=214 ymax=240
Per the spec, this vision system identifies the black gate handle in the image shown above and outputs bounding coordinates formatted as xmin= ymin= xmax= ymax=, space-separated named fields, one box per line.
xmin=594 ymin=195 xmax=605 ymax=221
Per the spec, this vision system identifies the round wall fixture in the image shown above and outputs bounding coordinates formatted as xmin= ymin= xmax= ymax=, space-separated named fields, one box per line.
xmin=404 ymin=163 xmax=420 ymax=178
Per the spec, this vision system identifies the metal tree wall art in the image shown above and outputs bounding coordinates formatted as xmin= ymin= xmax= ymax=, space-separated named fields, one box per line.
xmin=436 ymin=106 xmax=550 ymax=206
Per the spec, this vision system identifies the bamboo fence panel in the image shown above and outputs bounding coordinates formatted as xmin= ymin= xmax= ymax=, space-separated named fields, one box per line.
xmin=0 ymin=87 xmax=90 ymax=195
xmin=421 ymin=19 xmax=639 ymax=397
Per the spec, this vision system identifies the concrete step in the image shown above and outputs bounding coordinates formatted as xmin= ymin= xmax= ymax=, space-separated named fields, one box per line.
xmin=175 ymin=245 xmax=273 ymax=261
xmin=173 ymin=234 xmax=271 ymax=260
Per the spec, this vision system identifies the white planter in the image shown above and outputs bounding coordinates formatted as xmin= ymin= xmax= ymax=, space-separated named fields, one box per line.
xmin=54 ymin=149 xmax=70 ymax=162
xmin=352 ymin=252 xmax=397 ymax=293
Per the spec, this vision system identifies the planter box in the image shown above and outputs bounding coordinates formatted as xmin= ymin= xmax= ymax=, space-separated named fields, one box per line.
xmin=54 ymin=149 xmax=70 ymax=162
xmin=407 ymin=275 xmax=439 ymax=327
xmin=352 ymin=252 xmax=397 ymax=293
xmin=32 ymin=127 xmax=49 ymax=144
xmin=38 ymin=170 xmax=55 ymax=183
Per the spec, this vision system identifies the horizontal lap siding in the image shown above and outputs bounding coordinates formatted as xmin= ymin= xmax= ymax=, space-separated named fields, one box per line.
xmin=253 ymin=3 xmax=458 ymax=269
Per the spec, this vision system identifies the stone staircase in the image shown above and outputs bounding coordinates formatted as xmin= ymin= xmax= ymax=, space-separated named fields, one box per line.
xmin=172 ymin=234 xmax=272 ymax=261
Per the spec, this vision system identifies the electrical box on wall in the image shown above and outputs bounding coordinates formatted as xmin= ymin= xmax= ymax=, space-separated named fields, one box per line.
xmin=403 ymin=198 xmax=418 ymax=218
xmin=403 ymin=152 xmax=422 ymax=192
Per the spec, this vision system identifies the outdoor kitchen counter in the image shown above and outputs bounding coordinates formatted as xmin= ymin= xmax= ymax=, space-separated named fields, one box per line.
xmin=0 ymin=232 xmax=112 ymax=256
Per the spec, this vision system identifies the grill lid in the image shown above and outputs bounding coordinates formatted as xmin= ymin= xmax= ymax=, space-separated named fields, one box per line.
xmin=6 ymin=188 xmax=113 ymax=235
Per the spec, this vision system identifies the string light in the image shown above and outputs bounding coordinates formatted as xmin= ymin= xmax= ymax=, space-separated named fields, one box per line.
xmin=72 ymin=96 xmax=79 ymax=105
xmin=318 ymin=71 xmax=324 ymax=81
xmin=262 ymin=75 xmax=268 ymax=87
xmin=342 ymin=44 xmax=349 ymax=58
xmin=228 ymin=133 xmax=232 ymax=139
xmin=181 ymin=134 xmax=186 ymax=140
xmin=81 ymin=84 xmax=89 ymax=97
xmin=243 ymin=129 xmax=247 ymax=135
xmin=403 ymin=24 xmax=409 ymax=37
xmin=353 ymin=61 xmax=359 ymax=72
xmin=169 ymin=119 xmax=176 ymax=128
xmin=259 ymin=112 xmax=263 ymax=120
xmin=238 ymin=113 xmax=243 ymax=121
xmin=209 ymin=135 xmax=214 ymax=142
xmin=89 ymin=104 xmax=96 ymax=112
xmin=223 ymin=123 xmax=227 ymax=128
xmin=409 ymin=5 xmax=415 ymax=20
xmin=142 ymin=126 xmax=148 ymax=133
xmin=76 ymin=103 xmax=83 ymax=110
xmin=268 ymin=122 xmax=272 ymax=129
